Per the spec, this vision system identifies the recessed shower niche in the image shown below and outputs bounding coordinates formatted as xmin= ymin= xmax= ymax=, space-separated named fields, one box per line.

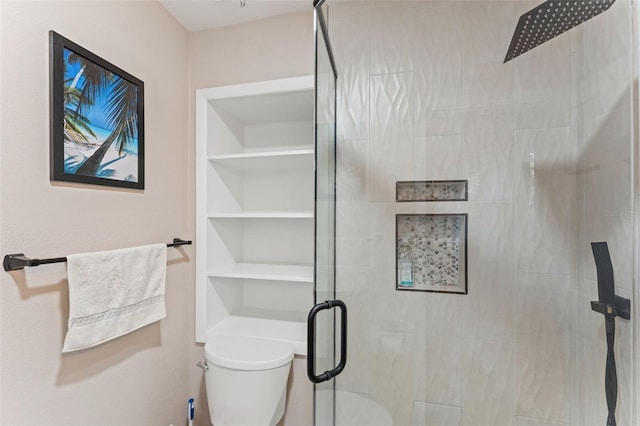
xmin=396 ymin=213 xmax=467 ymax=294
xmin=195 ymin=77 xmax=314 ymax=354
xmin=396 ymin=180 xmax=468 ymax=202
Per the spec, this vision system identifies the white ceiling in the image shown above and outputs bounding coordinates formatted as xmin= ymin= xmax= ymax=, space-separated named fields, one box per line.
xmin=159 ymin=0 xmax=312 ymax=32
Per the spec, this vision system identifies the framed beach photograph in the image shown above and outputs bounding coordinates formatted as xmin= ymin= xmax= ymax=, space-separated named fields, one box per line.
xmin=50 ymin=31 xmax=144 ymax=189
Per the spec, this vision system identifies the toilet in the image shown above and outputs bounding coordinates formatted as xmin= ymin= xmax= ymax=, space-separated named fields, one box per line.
xmin=203 ymin=334 xmax=294 ymax=426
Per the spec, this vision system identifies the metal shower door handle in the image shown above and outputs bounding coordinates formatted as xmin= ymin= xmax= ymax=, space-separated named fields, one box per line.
xmin=307 ymin=299 xmax=347 ymax=384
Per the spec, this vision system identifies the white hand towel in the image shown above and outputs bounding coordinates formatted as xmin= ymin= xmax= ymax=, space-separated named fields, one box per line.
xmin=63 ymin=243 xmax=167 ymax=353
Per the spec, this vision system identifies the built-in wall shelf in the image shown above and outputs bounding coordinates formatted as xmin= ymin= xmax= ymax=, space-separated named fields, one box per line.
xmin=196 ymin=76 xmax=314 ymax=349
xmin=208 ymin=212 xmax=313 ymax=219
xmin=208 ymin=149 xmax=313 ymax=172
xmin=208 ymin=146 xmax=313 ymax=159
xmin=208 ymin=263 xmax=313 ymax=283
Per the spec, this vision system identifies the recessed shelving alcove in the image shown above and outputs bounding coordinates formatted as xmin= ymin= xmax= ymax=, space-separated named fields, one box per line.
xmin=195 ymin=76 xmax=314 ymax=355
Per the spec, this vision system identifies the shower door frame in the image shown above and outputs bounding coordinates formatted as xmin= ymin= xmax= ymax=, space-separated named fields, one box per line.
xmin=633 ymin=3 xmax=640 ymax=425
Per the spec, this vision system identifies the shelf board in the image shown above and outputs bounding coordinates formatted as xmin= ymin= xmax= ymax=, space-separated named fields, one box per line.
xmin=208 ymin=148 xmax=313 ymax=172
xmin=208 ymin=212 xmax=313 ymax=219
xmin=199 ymin=315 xmax=307 ymax=356
xmin=208 ymin=263 xmax=313 ymax=283
xmin=207 ymin=84 xmax=314 ymax=126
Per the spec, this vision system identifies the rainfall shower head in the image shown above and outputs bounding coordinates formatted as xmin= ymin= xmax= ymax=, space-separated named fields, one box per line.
xmin=504 ymin=0 xmax=616 ymax=63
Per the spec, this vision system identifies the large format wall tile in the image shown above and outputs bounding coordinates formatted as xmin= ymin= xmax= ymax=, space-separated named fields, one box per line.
xmin=413 ymin=1 xmax=463 ymax=104
xmin=574 ymin=290 xmax=609 ymax=426
xmin=337 ymin=201 xmax=369 ymax=240
xmin=515 ymin=417 xmax=571 ymax=426
xmin=368 ymin=202 xmax=404 ymax=271
xmin=461 ymin=2 xmax=516 ymax=108
xmin=613 ymin=288 xmax=633 ymax=426
xmin=336 ymin=236 xmax=369 ymax=268
xmin=514 ymin=27 xmax=571 ymax=130
xmin=462 ymin=1 xmax=517 ymax=64
xmin=328 ymin=1 xmax=368 ymax=20
xmin=462 ymin=338 xmax=515 ymax=426
xmin=369 ymin=72 xmax=415 ymax=201
xmin=463 ymin=105 xmax=515 ymax=202
xmin=413 ymin=293 xmax=463 ymax=406
xmin=368 ymin=258 xmax=422 ymax=333
xmin=578 ymin=126 xmax=633 ymax=292
xmin=337 ymin=139 xmax=369 ymax=202
xmin=575 ymin=0 xmax=632 ymax=294
xmin=577 ymin=74 xmax=631 ymax=149
xmin=414 ymin=135 xmax=466 ymax=182
xmin=335 ymin=267 xmax=370 ymax=394
xmin=463 ymin=59 xmax=515 ymax=109
xmin=369 ymin=330 xmax=416 ymax=426
xmin=416 ymin=108 xmax=463 ymax=138
xmin=333 ymin=12 xmax=370 ymax=142
xmin=414 ymin=2 xmax=464 ymax=138
xmin=336 ymin=140 xmax=370 ymax=267
xmin=335 ymin=391 xmax=393 ymax=426
xmin=463 ymin=202 xmax=515 ymax=342
xmin=336 ymin=199 xmax=369 ymax=268
xmin=413 ymin=401 xmax=462 ymax=426
xmin=581 ymin=0 xmax=631 ymax=75
xmin=370 ymin=2 xmax=415 ymax=75
xmin=514 ymin=127 xmax=577 ymax=275
xmin=368 ymin=202 xmax=421 ymax=333
xmin=516 ymin=273 xmax=572 ymax=424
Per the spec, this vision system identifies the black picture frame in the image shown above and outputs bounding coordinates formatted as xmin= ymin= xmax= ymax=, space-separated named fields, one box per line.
xmin=50 ymin=31 xmax=144 ymax=189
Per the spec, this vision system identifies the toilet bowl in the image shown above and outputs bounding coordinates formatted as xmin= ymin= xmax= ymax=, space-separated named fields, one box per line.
xmin=203 ymin=334 xmax=294 ymax=426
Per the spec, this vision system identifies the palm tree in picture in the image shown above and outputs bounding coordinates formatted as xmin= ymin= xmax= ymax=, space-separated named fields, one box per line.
xmin=66 ymin=51 xmax=113 ymax=117
xmin=75 ymin=75 xmax=138 ymax=177
xmin=63 ymin=52 xmax=106 ymax=144
xmin=63 ymin=51 xmax=138 ymax=178
xmin=63 ymin=85 xmax=96 ymax=143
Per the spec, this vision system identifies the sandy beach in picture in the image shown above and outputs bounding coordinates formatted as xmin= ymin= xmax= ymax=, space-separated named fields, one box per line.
xmin=64 ymin=139 xmax=138 ymax=182
xmin=60 ymin=40 xmax=141 ymax=184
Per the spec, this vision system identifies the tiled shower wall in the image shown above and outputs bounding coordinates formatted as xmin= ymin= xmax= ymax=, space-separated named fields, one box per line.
xmin=331 ymin=1 xmax=634 ymax=425
xmin=574 ymin=3 xmax=634 ymax=425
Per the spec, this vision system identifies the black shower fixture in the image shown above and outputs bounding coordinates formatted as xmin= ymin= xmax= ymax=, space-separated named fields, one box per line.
xmin=504 ymin=0 xmax=617 ymax=63
xmin=590 ymin=242 xmax=630 ymax=426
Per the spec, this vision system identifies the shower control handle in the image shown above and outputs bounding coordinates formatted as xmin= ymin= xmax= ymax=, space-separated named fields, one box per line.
xmin=307 ymin=299 xmax=347 ymax=384
xmin=591 ymin=242 xmax=631 ymax=320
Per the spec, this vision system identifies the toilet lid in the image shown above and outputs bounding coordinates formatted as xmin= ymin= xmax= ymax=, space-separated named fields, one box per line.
xmin=205 ymin=334 xmax=294 ymax=371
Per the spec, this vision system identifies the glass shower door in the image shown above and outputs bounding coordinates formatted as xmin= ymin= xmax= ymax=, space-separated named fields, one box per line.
xmin=311 ymin=2 xmax=340 ymax=425
xmin=317 ymin=0 xmax=637 ymax=425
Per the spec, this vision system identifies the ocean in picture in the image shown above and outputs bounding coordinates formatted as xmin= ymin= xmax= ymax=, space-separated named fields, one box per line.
xmin=62 ymin=48 xmax=139 ymax=183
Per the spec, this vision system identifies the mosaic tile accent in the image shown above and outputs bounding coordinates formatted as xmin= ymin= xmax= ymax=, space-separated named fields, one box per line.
xmin=396 ymin=214 xmax=467 ymax=293
xmin=396 ymin=180 xmax=468 ymax=202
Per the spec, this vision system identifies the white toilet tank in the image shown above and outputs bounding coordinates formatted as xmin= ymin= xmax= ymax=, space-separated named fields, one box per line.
xmin=204 ymin=334 xmax=294 ymax=426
